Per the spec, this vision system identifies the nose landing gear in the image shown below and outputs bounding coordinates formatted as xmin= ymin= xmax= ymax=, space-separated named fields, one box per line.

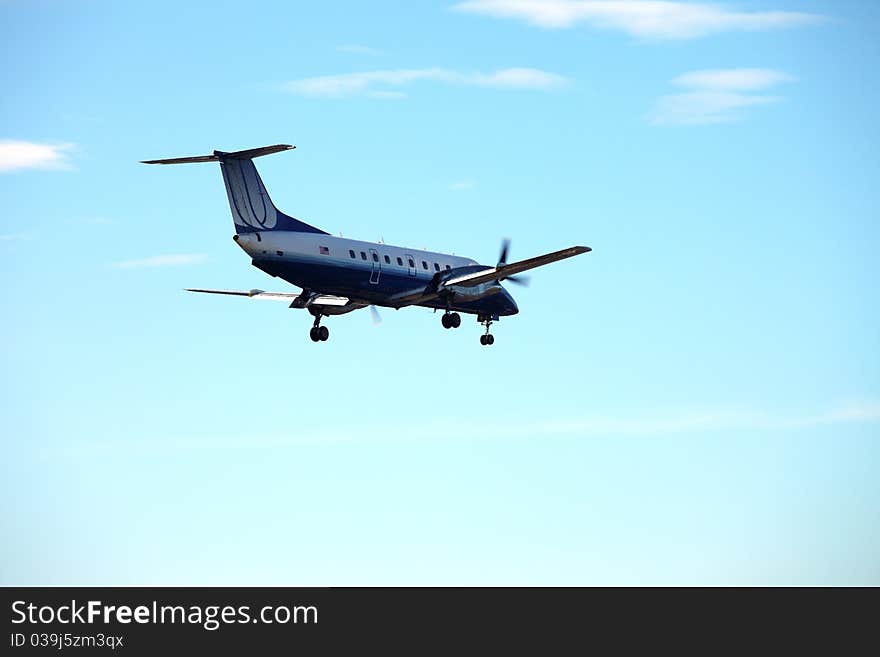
xmin=478 ymin=316 xmax=495 ymax=346
xmin=309 ymin=314 xmax=329 ymax=342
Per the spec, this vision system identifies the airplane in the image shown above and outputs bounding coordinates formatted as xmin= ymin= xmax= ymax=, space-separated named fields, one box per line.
xmin=142 ymin=144 xmax=590 ymax=345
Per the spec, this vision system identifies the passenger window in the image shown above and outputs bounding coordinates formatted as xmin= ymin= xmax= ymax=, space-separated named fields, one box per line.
xmin=397 ymin=257 xmax=403 ymax=266
xmin=349 ymin=250 xmax=355 ymax=258
xmin=372 ymin=252 xmax=379 ymax=262
xmin=360 ymin=251 xmax=367 ymax=260
xmin=434 ymin=263 xmax=440 ymax=271
xmin=408 ymin=258 xmax=414 ymax=267
xmin=384 ymin=255 xmax=391 ymax=264
xmin=445 ymin=264 xmax=451 ymax=270
xmin=422 ymin=261 xmax=428 ymax=270
xmin=276 ymin=250 xmax=284 ymax=256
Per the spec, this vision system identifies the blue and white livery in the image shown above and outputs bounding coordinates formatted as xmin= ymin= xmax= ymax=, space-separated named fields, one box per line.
xmin=142 ymin=144 xmax=590 ymax=345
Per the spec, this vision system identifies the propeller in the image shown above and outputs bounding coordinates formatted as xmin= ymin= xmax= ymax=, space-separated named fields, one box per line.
xmin=505 ymin=274 xmax=530 ymax=286
xmin=498 ymin=238 xmax=511 ymax=267
xmin=370 ymin=304 xmax=382 ymax=326
xmin=496 ymin=238 xmax=529 ymax=287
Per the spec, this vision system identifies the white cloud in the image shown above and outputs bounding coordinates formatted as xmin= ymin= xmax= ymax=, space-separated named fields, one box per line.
xmin=76 ymin=400 xmax=880 ymax=452
xmin=450 ymin=180 xmax=476 ymax=190
xmin=282 ymin=67 xmax=568 ymax=98
xmin=452 ymin=0 xmax=823 ymax=40
xmin=113 ymin=254 xmax=208 ymax=269
xmin=0 ymin=140 xmax=75 ymax=172
xmin=819 ymin=401 xmax=880 ymax=424
xmin=522 ymin=401 xmax=880 ymax=436
xmin=337 ymin=44 xmax=380 ymax=55
xmin=672 ymin=68 xmax=794 ymax=91
xmin=368 ymin=90 xmax=409 ymax=100
xmin=650 ymin=67 xmax=793 ymax=124
xmin=65 ymin=216 xmax=113 ymax=226
xmin=0 ymin=232 xmax=34 ymax=242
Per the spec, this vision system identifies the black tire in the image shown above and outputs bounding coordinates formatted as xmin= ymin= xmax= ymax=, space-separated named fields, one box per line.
xmin=451 ymin=313 xmax=461 ymax=328
xmin=319 ymin=326 xmax=330 ymax=341
xmin=309 ymin=328 xmax=319 ymax=342
xmin=486 ymin=334 xmax=495 ymax=345
xmin=480 ymin=335 xmax=487 ymax=346
xmin=441 ymin=314 xmax=450 ymax=329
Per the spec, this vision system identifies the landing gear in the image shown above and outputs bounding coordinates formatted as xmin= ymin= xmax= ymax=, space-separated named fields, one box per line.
xmin=441 ymin=312 xmax=461 ymax=329
xmin=479 ymin=317 xmax=495 ymax=346
xmin=309 ymin=326 xmax=329 ymax=342
xmin=309 ymin=315 xmax=329 ymax=342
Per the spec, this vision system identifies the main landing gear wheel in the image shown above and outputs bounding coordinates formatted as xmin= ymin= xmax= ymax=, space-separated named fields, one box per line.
xmin=309 ymin=316 xmax=330 ymax=342
xmin=441 ymin=312 xmax=461 ymax=329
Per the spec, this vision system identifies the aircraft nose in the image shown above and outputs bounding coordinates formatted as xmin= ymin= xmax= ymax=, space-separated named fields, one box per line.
xmin=502 ymin=290 xmax=519 ymax=315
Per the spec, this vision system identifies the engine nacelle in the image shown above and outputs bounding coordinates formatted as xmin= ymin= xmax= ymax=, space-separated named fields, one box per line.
xmin=445 ymin=282 xmax=503 ymax=302
xmin=309 ymin=301 xmax=368 ymax=316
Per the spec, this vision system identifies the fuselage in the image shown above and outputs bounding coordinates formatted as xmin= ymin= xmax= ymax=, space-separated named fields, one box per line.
xmin=233 ymin=231 xmax=519 ymax=317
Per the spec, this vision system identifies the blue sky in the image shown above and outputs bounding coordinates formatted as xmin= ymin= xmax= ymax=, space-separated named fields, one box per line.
xmin=1 ymin=0 xmax=878 ymax=585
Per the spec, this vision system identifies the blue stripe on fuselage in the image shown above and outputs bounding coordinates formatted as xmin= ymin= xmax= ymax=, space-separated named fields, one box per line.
xmin=251 ymin=253 xmax=518 ymax=316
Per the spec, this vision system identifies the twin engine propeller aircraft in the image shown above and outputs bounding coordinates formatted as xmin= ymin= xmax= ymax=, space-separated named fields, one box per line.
xmin=142 ymin=144 xmax=590 ymax=345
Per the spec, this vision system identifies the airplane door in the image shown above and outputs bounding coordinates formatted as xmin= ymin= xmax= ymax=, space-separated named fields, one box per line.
xmin=405 ymin=253 xmax=416 ymax=277
xmin=369 ymin=248 xmax=381 ymax=284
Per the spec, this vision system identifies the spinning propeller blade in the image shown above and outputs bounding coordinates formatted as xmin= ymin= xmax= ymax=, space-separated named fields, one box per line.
xmin=370 ymin=305 xmax=382 ymax=326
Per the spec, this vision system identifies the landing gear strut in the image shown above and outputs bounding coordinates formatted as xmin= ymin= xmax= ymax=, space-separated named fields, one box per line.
xmin=478 ymin=316 xmax=495 ymax=346
xmin=309 ymin=314 xmax=329 ymax=342
xmin=441 ymin=311 xmax=461 ymax=329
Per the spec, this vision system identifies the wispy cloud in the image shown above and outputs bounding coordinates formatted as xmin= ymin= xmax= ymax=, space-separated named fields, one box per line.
xmin=673 ymin=68 xmax=794 ymax=90
xmin=71 ymin=401 xmax=880 ymax=453
xmin=0 ymin=232 xmax=35 ymax=242
xmin=450 ymin=180 xmax=476 ymax=191
xmin=113 ymin=253 xmax=208 ymax=269
xmin=65 ymin=216 xmax=113 ymax=226
xmin=511 ymin=401 xmax=880 ymax=437
xmin=650 ymin=68 xmax=794 ymax=124
xmin=0 ymin=140 xmax=75 ymax=173
xmin=452 ymin=0 xmax=823 ymax=40
xmin=282 ymin=67 xmax=568 ymax=98
xmin=337 ymin=44 xmax=380 ymax=55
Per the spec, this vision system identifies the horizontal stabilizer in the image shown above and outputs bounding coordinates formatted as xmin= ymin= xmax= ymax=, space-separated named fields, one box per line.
xmin=218 ymin=144 xmax=296 ymax=160
xmin=141 ymin=154 xmax=220 ymax=165
xmin=142 ymin=144 xmax=294 ymax=165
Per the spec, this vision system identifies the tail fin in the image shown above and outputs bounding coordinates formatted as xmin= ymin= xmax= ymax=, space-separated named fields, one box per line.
xmin=142 ymin=144 xmax=328 ymax=235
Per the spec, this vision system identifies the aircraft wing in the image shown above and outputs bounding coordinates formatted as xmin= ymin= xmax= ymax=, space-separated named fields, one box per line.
xmin=185 ymin=288 xmax=350 ymax=306
xmin=444 ymin=246 xmax=591 ymax=288
xmin=388 ymin=245 xmax=590 ymax=307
